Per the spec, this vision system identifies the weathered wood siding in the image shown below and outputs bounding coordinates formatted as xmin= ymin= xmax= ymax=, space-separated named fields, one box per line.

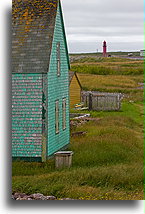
xmin=70 ymin=75 xmax=81 ymax=108
xmin=47 ymin=3 xmax=70 ymax=156
xmin=12 ymin=74 xmax=43 ymax=158
xmin=82 ymin=91 xmax=122 ymax=111
xmin=12 ymin=1 xmax=70 ymax=160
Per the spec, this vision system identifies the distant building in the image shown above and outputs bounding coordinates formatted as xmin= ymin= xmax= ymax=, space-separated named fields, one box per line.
xmin=128 ymin=53 xmax=133 ymax=56
xmin=140 ymin=50 xmax=145 ymax=57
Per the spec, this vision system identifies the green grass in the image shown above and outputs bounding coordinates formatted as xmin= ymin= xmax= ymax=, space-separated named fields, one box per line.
xmin=12 ymin=164 xmax=143 ymax=200
xmin=12 ymin=55 xmax=143 ymax=200
xmin=70 ymin=56 xmax=143 ymax=75
xmin=71 ymin=64 xmax=143 ymax=75
xmin=71 ymin=57 xmax=133 ymax=64
xmin=12 ymin=102 xmax=143 ymax=200
xmin=77 ymin=73 xmax=144 ymax=102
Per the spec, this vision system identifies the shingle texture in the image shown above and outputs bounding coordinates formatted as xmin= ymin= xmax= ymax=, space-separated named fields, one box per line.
xmin=12 ymin=73 xmax=43 ymax=157
xmin=12 ymin=0 xmax=58 ymax=73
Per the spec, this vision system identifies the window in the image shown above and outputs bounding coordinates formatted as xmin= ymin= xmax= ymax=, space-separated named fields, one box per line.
xmin=62 ymin=98 xmax=66 ymax=130
xmin=56 ymin=42 xmax=60 ymax=76
xmin=55 ymin=100 xmax=59 ymax=134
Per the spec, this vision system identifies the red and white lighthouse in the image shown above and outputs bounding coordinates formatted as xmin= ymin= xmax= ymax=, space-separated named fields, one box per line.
xmin=103 ymin=40 xmax=107 ymax=57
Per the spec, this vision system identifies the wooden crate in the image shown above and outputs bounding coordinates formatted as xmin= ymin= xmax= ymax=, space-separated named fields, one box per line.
xmin=54 ymin=151 xmax=73 ymax=168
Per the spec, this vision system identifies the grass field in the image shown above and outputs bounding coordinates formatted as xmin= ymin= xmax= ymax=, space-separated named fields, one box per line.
xmin=77 ymin=73 xmax=144 ymax=102
xmin=12 ymin=56 xmax=144 ymax=200
xmin=12 ymin=102 xmax=144 ymax=200
xmin=70 ymin=51 xmax=140 ymax=57
xmin=71 ymin=57 xmax=143 ymax=75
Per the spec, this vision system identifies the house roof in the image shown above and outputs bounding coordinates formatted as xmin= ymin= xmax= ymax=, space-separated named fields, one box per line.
xmin=69 ymin=71 xmax=82 ymax=88
xmin=12 ymin=0 xmax=69 ymax=73
xmin=69 ymin=71 xmax=75 ymax=83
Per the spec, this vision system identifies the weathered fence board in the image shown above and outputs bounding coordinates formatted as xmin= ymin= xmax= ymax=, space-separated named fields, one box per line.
xmin=81 ymin=91 xmax=123 ymax=111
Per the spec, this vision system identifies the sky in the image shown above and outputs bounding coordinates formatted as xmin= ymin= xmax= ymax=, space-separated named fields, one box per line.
xmin=61 ymin=0 xmax=144 ymax=53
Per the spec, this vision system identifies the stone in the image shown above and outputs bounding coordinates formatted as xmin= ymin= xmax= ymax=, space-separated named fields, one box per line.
xmin=12 ymin=193 xmax=57 ymax=200
xmin=60 ymin=198 xmax=75 ymax=200
xmin=11 ymin=195 xmax=15 ymax=200
xmin=16 ymin=197 xmax=28 ymax=200
xmin=13 ymin=192 xmax=27 ymax=200
xmin=29 ymin=193 xmax=47 ymax=200
xmin=46 ymin=196 xmax=56 ymax=200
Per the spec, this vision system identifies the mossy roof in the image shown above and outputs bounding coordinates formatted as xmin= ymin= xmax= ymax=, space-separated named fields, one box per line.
xmin=12 ymin=0 xmax=59 ymax=73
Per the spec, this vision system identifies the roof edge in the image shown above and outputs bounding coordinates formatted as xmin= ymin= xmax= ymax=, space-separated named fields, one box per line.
xmin=59 ymin=0 xmax=70 ymax=70
xmin=69 ymin=71 xmax=82 ymax=88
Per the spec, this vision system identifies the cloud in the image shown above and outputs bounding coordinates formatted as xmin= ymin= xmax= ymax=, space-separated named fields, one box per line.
xmin=61 ymin=0 xmax=144 ymax=53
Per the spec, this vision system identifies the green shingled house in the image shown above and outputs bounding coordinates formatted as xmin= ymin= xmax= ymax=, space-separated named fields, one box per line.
xmin=12 ymin=0 xmax=70 ymax=162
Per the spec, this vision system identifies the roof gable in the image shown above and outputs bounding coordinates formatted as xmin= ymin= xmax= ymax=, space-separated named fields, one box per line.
xmin=69 ymin=71 xmax=82 ymax=88
xmin=12 ymin=0 xmax=58 ymax=73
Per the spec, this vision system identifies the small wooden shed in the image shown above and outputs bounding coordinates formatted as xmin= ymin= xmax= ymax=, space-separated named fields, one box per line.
xmin=12 ymin=0 xmax=70 ymax=162
xmin=69 ymin=71 xmax=82 ymax=108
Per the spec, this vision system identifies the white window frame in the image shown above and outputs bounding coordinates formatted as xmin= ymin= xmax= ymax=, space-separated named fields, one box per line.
xmin=56 ymin=42 xmax=60 ymax=76
xmin=62 ymin=98 xmax=66 ymax=130
xmin=55 ymin=100 xmax=59 ymax=134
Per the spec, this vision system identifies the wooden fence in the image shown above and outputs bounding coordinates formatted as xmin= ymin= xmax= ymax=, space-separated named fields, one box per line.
xmin=81 ymin=91 xmax=123 ymax=111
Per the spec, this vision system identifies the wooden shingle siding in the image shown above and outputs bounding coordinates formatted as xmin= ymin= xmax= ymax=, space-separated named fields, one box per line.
xmin=47 ymin=2 xmax=69 ymax=156
xmin=12 ymin=0 xmax=70 ymax=161
xmin=70 ymin=75 xmax=81 ymax=108
xmin=12 ymin=74 xmax=43 ymax=157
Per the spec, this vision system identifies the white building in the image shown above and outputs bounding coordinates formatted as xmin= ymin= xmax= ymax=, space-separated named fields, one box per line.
xmin=140 ymin=50 xmax=145 ymax=57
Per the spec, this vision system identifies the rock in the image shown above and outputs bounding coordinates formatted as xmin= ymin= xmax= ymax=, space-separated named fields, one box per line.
xmin=11 ymin=195 xmax=15 ymax=200
xmin=16 ymin=197 xmax=22 ymax=200
xmin=27 ymin=198 xmax=33 ymax=200
xmin=29 ymin=193 xmax=47 ymax=200
xmin=60 ymin=198 xmax=75 ymax=200
xmin=12 ymin=193 xmax=57 ymax=200
xmin=13 ymin=192 xmax=27 ymax=200
xmin=46 ymin=196 xmax=56 ymax=200
xmin=16 ymin=196 xmax=28 ymax=200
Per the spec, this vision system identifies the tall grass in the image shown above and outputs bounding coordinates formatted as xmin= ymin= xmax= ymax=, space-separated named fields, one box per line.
xmin=12 ymin=103 xmax=143 ymax=200
xmin=70 ymin=57 xmax=143 ymax=75
xmin=77 ymin=73 xmax=144 ymax=102
xmin=71 ymin=57 xmax=134 ymax=63
xmin=71 ymin=64 xmax=143 ymax=75
xmin=12 ymin=55 xmax=143 ymax=199
xmin=12 ymin=164 xmax=143 ymax=199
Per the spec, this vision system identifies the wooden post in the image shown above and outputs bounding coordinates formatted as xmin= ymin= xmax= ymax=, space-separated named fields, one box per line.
xmin=88 ymin=93 xmax=92 ymax=110
xmin=54 ymin=151 xmax=73 ymax=168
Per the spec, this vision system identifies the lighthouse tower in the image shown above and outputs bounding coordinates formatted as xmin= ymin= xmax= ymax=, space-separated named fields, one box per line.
xmin=103 ymin=40 xmax=107 ymax=57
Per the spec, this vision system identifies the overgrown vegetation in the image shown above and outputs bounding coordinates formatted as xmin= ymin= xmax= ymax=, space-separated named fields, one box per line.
xmin=71 ymin=56 xmax=143 ymax=75
xmin=77 ymin=73 xmax=144 ymax=102
xmin=12 ymin=102 xmax=144 ymax=199
xmin=71 ymin=64 xmax=143 ymax=76
xmin=12 ymin=55 xmax=144 ymax=200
